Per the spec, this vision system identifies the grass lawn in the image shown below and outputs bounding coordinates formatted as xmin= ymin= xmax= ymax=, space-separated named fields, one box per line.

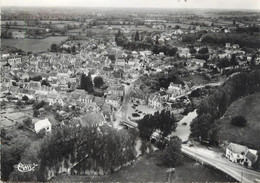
xmin=51 ymin=151 xmax=231 ymax=182
xmin=182 ymin=74 xmax=210 ymax=85
xmin=1 ymin=36 xmax=68 ymax=53
xmin=219 ymin=92 xmax=260 ymax=150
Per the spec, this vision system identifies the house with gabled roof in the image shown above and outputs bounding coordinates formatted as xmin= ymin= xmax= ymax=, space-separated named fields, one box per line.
xmin=105 ymin=95 xmax=121 ymax=108
xmin=106 ymin=84 xmax=124 ymax=96
xmin=226 ymin=143 xmax=258 ymax=167
xmin=79 ymin=93 xmax=95 ymax=104
xmin=34 ymin=118 xmax=52 ymax=133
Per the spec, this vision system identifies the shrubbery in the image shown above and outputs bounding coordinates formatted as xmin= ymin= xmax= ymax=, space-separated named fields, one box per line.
xmin=231 ymin=115 xmax=247 ymax=127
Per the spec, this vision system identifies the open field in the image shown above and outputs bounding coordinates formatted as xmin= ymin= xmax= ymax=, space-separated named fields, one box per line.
xmin=182 ymin=74 xmax=210 ymax=85
xmin=51 ymin=152 xmax=231 ymax=182
xmin=219 ymin=92 xmax=260 ymax=150
xmin=1 ymin=36 xmax=68 ymax=52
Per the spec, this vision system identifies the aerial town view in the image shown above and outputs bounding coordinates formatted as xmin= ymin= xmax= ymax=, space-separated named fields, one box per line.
xmin=0 ymin=0 xmax=260 ymax=182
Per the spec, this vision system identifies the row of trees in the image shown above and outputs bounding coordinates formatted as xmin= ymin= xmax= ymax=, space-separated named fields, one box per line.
xmin=201 ymin=33 xmax=260 ymax=48
xmin=8 ymin=125 xmax=137 ymax=182
xmin=1 ymin=30 xmax=13 ymax=39
xmin=190 ymin=70 xmax=260 ymax=144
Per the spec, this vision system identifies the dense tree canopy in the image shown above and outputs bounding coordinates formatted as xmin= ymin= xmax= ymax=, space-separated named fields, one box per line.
xmin=80 ymin=74 xmax=94 ymax=93
xmin=161 ymin=136 xmax=183 ymax=167
xmin=201 ymin=33 xmax=260 ymax=48
xmin=93 ymin=76 xmax=104 ymax=88
xmin=50 ymin=44 xmax=58 ymax=52
xmin=138 ymin=110 xmax=177 ymax=140
xmin=190 ymin=70 xmax=260 ymax=144
xmin=9 ymin=125 xmax=137 ymax=182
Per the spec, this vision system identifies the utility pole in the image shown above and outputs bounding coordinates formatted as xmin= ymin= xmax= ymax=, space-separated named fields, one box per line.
xmin=241 ymin=171 xmax=243 ymax=183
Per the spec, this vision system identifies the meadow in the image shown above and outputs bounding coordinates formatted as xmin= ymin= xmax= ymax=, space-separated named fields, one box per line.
xmin=51 ymin=152 xmax=231 ymax=182
xmin=1 ymin=36 xmax=68 ymax=53
xmin=219 ymin=92 xmax=260 ymax=150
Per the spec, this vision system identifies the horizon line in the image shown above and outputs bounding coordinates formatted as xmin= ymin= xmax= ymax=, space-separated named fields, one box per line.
xmin=2 ymin=5 xmax=260 ymax=11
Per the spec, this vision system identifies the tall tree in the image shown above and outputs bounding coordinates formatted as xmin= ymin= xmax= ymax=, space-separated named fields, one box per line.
xmin=80 ymin=74 xmax=94 ymax=93
xmin=134 ymin=30 xmax=140 ymax=41
xmin=162 ymin=136 xmax=183 ymax=167
xmin=50 ymin=44 xmax=58 ymax=52
xmin=93 ymin=76 xmax=104 ymax=88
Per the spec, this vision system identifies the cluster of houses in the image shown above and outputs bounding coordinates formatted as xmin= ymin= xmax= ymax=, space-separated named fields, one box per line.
xmin=130 ymin=82 xmax=191 ymax=111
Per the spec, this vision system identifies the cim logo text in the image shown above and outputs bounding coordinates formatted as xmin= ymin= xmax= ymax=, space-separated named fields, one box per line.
xmin=17 ymin=163 xmax=38 ymax=172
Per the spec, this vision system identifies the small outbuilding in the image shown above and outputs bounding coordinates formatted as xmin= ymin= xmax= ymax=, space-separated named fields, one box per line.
xmin=34 ymin=118 xmax=52 ymax=133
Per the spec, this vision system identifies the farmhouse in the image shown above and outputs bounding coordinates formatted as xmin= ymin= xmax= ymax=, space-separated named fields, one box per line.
xmin=34 ymin=118 xmax=52 ymax=133
xmin=225 ymin=143 xmax=258 ymax=167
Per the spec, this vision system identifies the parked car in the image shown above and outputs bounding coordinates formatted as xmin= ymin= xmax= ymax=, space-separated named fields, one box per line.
xmin=132 ymin=113 xmax=140 ymax=117
xmin=188 ymin=141 xmax=194 ymax=147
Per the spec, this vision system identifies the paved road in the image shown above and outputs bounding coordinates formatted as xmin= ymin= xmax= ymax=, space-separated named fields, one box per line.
xmin=114 ymin=83 xmax=135 ymax=128
xmin=120 ymin=84 xmax=132 ymax=121
xmin=182 ymin=144 xmax=260 ymax=183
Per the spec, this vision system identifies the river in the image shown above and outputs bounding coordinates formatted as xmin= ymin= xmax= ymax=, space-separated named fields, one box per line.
xmin=170 ymin=109 xmax=198 ymax=141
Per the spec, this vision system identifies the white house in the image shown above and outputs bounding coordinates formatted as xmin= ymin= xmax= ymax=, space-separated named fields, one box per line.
xmin=34 ymin=118 xmax=52 ymax=133
xmin=225 ymin=143 xmax=258 ymax=167
xmin=8 ymin=56 xmax=22 ymax=66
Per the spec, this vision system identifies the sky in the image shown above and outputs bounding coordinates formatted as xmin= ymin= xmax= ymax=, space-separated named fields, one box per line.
xmin=1 ymin=0 xmax=260 ymax=10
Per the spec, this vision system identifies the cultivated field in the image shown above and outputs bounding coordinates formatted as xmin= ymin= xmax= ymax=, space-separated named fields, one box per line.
xmin=1 ymin=36 xmax=68 ymax=52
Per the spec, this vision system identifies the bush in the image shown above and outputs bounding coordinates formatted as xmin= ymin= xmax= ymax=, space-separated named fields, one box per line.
xmin=231 ymin=115 xmax=247 ymax=127
xmin=161 ymin=136 xmax=183 ymax=167
xmin=189 ymin=89 xmax=200 ymax=97
xmin=36 ymin=129 xmax=46 ymax=139
xmin=22 ymin=95 xmax=29 ymax=101
xmin=18 ymin=123 xmax=23 ymax=129
xmin=23 ymin=117 xmax=32 ymax=127
xmin=33 ymin=110 xmax=40 ymax=117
